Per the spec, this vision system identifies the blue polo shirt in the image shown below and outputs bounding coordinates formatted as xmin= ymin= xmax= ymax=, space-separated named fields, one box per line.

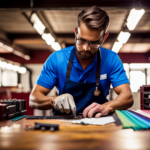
xmin=36 ymin=46 xmax=129 ymax=96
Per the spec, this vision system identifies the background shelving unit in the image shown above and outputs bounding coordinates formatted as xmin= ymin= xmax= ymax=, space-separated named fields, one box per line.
xmin=140 ymin=85 xmax=150 ymax=110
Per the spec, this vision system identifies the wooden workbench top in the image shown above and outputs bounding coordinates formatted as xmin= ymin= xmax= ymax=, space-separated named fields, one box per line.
xmin=0 ymin=118 xmax=150 ymax=150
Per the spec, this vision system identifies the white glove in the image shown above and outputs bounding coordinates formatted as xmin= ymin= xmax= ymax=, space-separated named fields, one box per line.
xmin=54 ymin=93 xmax=76 ymax=117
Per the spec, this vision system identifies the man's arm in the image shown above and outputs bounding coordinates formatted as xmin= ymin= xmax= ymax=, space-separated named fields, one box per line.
xmin=104 ymin=83 xmax=133 ymax=110
xmin=29 ymin=84 xmax=77 ymax=115
xmin=83 ymin=83 xmax=133 ymax=118
xmin=29 ymin=84 xmax=56 ymax=110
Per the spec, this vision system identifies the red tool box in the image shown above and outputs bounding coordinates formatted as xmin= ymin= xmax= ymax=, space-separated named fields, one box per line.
xmin=0 ymin=99 xmax=27 ymax=121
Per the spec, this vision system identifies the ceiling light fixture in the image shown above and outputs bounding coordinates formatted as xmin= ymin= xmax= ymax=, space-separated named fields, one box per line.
xmin=111 ymin=0 xmax=144 ymax=54
xmin=12 ymin=49 xmax=30 ymax=61
xmin=30 ymin=13 xmax=46 ymax=35
xmin=3 ymin=45 xmax=13 ymax=52
xmin=12 ymin=65 xmax=20 ymax=72
xmin=126 ymin=0 xmax=145 ymax=30
xmin=6 ymin=63 xmax=13 ymax=70
xmin=0 ymin=42 xmax=13 ymax=52
xmin=33 ymin=23 xmax=44 ymax=35
xmin=24 ymin=55 xmax=31 ymax=60
xmin=25 ymin=12 xmax=62 ymax=50
xmin=42 ymin=33 xmax=55 ymax=45
xmin=117 ymin=31 xmax=131 ymax=44
xmin=0 ymin=42 xmax=4 ymax=47
xmin=0 ymin=61 xmax=7 ymax=69
xmin=18 ymin=67 xmax=27 ymax=74
xmin=51 ymin=42 xmax=61 ymax=51
xmin=0 ymin=59 xmax=27 ymax=74
xmin=112 ymin=42 xmax=123 ymax=53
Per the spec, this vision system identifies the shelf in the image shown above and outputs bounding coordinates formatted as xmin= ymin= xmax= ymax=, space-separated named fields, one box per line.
xmin=143 ymin=92 xmax=150 ymax=94
xmin=140 ymin=85 xmax=150 ymax=110
xmin=144 ymin=99 xmax=150 ymax=103
xmin=144 ymin=105 xmax=150 ymax=109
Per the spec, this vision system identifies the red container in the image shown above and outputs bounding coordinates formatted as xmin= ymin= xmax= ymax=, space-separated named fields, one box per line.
xmin=0 ymin=104 xmax=7 ymax=121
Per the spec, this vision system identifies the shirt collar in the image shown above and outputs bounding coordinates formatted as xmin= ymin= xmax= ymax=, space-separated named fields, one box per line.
xmin=73 ymin=48 xmax=98 ymax=64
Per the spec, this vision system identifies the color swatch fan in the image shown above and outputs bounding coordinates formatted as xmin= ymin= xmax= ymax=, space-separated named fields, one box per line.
xmin=115 ymin=110 xmax=150 ymax=131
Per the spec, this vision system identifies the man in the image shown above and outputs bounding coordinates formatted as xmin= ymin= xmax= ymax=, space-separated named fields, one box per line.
xmin=29 ymin=6 xmax=133 ymax=118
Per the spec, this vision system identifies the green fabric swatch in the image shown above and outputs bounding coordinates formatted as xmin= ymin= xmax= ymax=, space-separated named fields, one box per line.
xmin=115 ymin=110 xmax=140 ymax=130
xmin=123 ymin=110 xmax=150 ymax=129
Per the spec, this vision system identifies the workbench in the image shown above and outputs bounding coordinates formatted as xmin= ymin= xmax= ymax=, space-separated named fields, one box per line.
xmin=0 ymin=117 xmax=150 ymax=150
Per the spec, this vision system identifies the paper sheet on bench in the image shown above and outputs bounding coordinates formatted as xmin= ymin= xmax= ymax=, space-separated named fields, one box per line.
xmin=72 ymin=116 xmax=115 ymax=125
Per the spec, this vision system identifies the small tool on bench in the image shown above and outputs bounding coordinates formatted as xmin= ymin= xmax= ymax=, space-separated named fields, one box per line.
xmin=25 ymin=122 xmax=59 ymax=132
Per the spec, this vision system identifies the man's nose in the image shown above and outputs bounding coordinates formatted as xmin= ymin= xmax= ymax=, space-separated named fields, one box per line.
xmin=83 ymin=42 xmax=91 ymax=51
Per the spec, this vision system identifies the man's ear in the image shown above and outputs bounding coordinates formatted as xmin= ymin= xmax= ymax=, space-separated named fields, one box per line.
xmin=74 ymin=27 xmax=77 ymax=35
xmin=103 ymin=32 xmax=109 ymax=42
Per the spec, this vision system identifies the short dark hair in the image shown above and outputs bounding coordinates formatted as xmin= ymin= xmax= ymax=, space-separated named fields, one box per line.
xmin=77 ymin=6 xmax=110 ymax=31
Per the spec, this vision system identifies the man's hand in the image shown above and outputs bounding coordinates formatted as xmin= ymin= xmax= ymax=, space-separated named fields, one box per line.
xmin=54 ymin=93 xmax=76 ymax=116
xmin=82 ymin=102 xmax=113 ymax=118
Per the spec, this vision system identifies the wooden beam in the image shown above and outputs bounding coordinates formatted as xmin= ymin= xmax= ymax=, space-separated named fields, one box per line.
xmin=1 ymin=50 xmax=150 ymax=64
xmin=0 ymin=0 xmax=150 ymax=10
xmin=0 ymin=50 xmax=52 ymax=64
xmin=8 ymin=32 xmax=150 ymax=45
xmin=0 ymin=30 xmax=11 ymax=44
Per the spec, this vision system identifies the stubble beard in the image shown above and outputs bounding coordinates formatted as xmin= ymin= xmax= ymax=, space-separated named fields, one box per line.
xmin=74 ymin=45 xmax=97 ymax=60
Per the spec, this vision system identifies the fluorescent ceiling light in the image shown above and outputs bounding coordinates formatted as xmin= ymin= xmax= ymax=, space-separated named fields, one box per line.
xmin=127 ymin=8 xmax=145 ymax=30
xmin=0 ymin=42 xmax=13 ymax=52
xmin=0 ymin=61 xmax=7 ymax=69
xmin=130 ymin=63 xmax=150 ymax=69
xmin=31 ymin=13 xmax=45 ymax=30
xmin=31 ymin=13 xmax=45 ymax=35
xmin=51 ymin=42 xmax=61 ymax=51
xmin=18 ymin=67 xmax=27 ymax=74
xmin=117 ymin=31 xmax=131 ymax=44
xmin=12 ymin=65 xmax=19 ymax=71
xmin=13 ymin=50 xmax=30 ymax=60
xmin=42 ymin=33 xmax=55 ymax=45
xmin=3 ymin=45 xmax=13 ymax=52
xmin=6 ymin=63 xmax=13 ymax=70
xmin=0 ymin=60 xmax=27 ymax=74
xmin=41 ymin=33 xmax=47 ymax=40
xmin=0 ymin=42 xmax=4 ymax=47
xmin=33 ymin=23 xmax=44 ymax=35
xmin=24 ymin=55 xmax=30 ymax=60
xmin=45 ymin=40 xmax=54 ymax=46
xmin=112 ymin=42 xmax=123 ymax=53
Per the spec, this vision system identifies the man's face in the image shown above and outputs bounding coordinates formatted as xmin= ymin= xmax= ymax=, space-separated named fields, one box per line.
xmin=75 ymin=22 xmax=105 ymax=60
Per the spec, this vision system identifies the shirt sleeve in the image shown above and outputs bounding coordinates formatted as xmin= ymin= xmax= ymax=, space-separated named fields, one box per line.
xmin=109 ymin=53 xmax=130 ymax=88
xmin=36 ymin=52 xmax=58 ymax=89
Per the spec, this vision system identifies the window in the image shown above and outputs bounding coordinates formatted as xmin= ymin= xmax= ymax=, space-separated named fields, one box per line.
xmin=130 ymin=70 xmax=145 ymax=92
xmin=1 ymin=70 xmax=18 ymax=86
